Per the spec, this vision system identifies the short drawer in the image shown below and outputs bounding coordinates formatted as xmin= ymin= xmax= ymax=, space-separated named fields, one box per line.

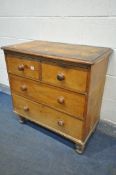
xmin=10 ymin=75 xmax=86 ymax=120
xmin=42 ymin=63 xmax=88 ymax=93
xmin=6 ymin=55 xmax=41 ymax=80
xmin=12 ymin=94 xmax=83 ymax=140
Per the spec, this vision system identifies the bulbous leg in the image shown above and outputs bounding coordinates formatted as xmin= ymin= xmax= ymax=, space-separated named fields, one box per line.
xmin=75 ymin=144 xmax=85 ymax=154
xmin=18 ymin=115 xmax=25 ymax=124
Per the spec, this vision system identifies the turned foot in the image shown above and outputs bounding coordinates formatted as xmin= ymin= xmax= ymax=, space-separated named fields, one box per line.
xmin=18 ymin=116 xmax=26 ymax=124
xmin=75 ymin=144 xmax=85 ymax=154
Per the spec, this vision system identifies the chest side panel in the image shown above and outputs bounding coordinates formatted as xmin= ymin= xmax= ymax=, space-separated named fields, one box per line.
xmin=82 ymin=53 xmax=110 ymax=141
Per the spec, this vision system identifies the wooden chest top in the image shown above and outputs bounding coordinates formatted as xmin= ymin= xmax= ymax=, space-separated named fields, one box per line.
xmin=2 ymin=40 xmax=112 ymax=65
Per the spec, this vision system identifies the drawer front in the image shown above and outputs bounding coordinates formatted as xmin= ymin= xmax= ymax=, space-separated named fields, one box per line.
xmin=6 ymin=55 xmax=40 ymax=80
xmin=10 ymin=75 xmax=85 ymax=119
xmin=42 ymin=63 xmax=88 ymax=93
xmin=12 ymin=94 xmax=83 ymax=140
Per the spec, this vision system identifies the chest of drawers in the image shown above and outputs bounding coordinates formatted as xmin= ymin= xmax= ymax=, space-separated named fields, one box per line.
xmin=2 ymin=40 xmax=112 ymax=153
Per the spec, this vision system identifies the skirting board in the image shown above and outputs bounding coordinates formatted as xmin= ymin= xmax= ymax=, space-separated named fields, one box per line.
xmin=98 ymin=120 xmax=116 ymax=138
xmin=0 ymin=83 xmax=116 ymax=138
xmin=0 ymin=83 xmax=11 ymax=95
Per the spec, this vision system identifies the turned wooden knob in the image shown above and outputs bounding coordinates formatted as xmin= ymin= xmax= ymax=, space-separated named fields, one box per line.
xmin=20 ymin=85 xmax=27 ymax=91
xmin=57 ymin=73 xmax=65 ymax=81
xmin=57 ymin=96 xmax=65 ymax=104
xmin=57 ymin=120 xmax=64 ymax=126
xmin=23 ymin=106 xmax=29 ymax=112
xmin=18 ymin=64 xmax=25 ymax=71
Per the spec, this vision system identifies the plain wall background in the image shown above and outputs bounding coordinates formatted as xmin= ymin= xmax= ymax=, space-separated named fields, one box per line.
xmin=0 ymin=0 xmax=116 ymax=123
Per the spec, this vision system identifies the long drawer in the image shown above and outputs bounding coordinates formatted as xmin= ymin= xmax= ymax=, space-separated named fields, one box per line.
xmin=12 ymin=94 xmax=83 ymax=140
xmin=10 ymin=75 xmax=86 ymax=120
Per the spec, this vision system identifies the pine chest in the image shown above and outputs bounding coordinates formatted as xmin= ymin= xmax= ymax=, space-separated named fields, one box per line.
xmin=2 ymin=40 xmax=112 ymax=153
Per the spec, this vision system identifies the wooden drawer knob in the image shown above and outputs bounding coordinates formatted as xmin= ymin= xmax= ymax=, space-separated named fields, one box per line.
xmin=23 ymin=106 xmax=29 ymax=112
xmin=57 ymin=96 xmax=65 ymax=104
xmin=57 ymin=73 xmax=65 ymax=81
xmin=20 ymin=85 xmax=27 ymax=91
xmin=18 ymin=64 xmax=25 ymax=71
xmin=57 ymin=120 xmax=64 ymax=126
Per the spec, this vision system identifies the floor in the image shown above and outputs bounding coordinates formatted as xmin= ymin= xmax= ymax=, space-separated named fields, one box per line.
xmin=0 ymin=92 xmax=116 ymax=175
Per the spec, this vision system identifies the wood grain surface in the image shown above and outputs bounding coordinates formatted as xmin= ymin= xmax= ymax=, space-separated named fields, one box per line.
xmin=10 ymin=74 xmax=86 ymax=119
xmin=42 ymin=62 xmax=88 ymax=93
xmin=13 ymin=94 xmax=83 ymax=140
xmin=2 ymin=40 xmax=112 ymax=65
